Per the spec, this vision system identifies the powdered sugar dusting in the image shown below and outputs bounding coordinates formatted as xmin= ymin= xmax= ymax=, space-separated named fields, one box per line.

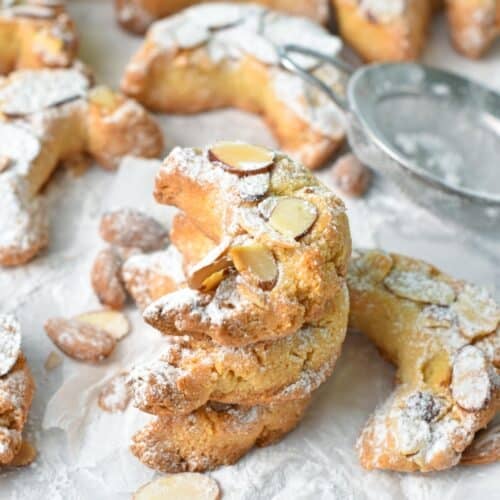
xmin=452 ymin=346 xmax=491 ymax=411
xmin=0 ymin=314 xmax=21 ymax=376
xmin=145 ymin=3 xmax=344 ymax=138
xmin=0 ymin=69 xmax=89 ymax=116
xmin=0 ymin=175 xmax=49 ymax=263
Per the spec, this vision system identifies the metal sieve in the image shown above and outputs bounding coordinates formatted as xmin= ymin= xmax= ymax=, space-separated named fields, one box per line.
xmin=279 ymin=45 xmax=500 ymax=234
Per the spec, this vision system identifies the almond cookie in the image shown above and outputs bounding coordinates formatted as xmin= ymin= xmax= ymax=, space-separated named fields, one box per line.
xmin=446 ymin=0 xmax=500 ymax=58
xmin=115 ymin=0 xmax=329 ymax=34
xmin=0 ymin=0 xmax=77 ymax=75
xmin=331 ymin=0 xmax=432 ymax=61
xmin=144 ymin=143 xmax=351 ymax=346
xmin=130 ymin=397 xmax=310 ymax=473
xmin=0 ymin=67 xmax=164 ymax=266
xmin=348 ymin=249 xmax=500 ymax=472
xmin=0 ymin=315 xmax=35 ymax=466
xmin=121 ymin=4 xmax=346 ymax=170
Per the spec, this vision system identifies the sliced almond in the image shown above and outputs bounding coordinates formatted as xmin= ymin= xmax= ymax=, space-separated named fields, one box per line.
xmin=266 ymin=197 xmax=318 ymax=240
xmin=229 ymin=244 xmax=278 ymax=290
xmin=44 ymin=318 xmax=116 ymax=363
xmin=0 ymin=155 xmax=11 ymax=173
xmin=384 ymin=270 xmax=456 ymax=306
xmin=44 ymin=351 xmax=62 ymax=371
xmin=91 ymin=247 xmax=128 ymax=310
xmin=10 ymin=441 xmax=37 ymax=467
xmin=348 ymin=250 xmax=394 ymax=285
xmin=76 ymin=310 xmax=130 ymax=341
xmin=208 ymin=141 xmax=275 ymax=176
xmin=98 ymin=372 xmax=131 ymax=413
xmin=452 ymin=284 xmax=500 ymax=341
xmin=133 ymin=474 xmax=220 ymax=500
xmin=199 ymin=269 xmax=229 ymax=293
xmin=452 ymin=345 xmax=491 ymax=412
xmin=187 ymin=238 xmax=232 ymax=291
xmin=461 ymin=423 xmax=500 ymax=465
xmin=99 ymin=209 xmax=168 ymax=252
xmin=0 ymin=315 xmax=21 ymax=377
xmin=238 ymin=172 xmax=270 ymax=201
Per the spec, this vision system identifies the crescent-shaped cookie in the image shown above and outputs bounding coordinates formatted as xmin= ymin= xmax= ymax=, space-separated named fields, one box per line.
xmin=348 ymin=249 xmax=500 ymax=472
xmin=130 ymin=397 xmax=310 ymax=473
xmin=121 ymin=4 xmax=346 ymax=170
xmin=0 ymin=68 xmax=164 ymax=266
xmin=0 ymin=1 xmax=77 ymax=75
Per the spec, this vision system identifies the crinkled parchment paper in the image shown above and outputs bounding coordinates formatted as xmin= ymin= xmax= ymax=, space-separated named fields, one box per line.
xmin=0 ymin=1 xmax=499 ymax=498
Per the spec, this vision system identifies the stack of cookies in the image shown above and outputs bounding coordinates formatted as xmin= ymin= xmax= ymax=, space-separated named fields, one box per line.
xmin=123 ymin=141 xmax=352 ymax=472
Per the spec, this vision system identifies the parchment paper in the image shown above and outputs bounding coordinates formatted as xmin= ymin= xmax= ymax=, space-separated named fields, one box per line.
xmin=0 ymin=1 xmax=499 ymax=498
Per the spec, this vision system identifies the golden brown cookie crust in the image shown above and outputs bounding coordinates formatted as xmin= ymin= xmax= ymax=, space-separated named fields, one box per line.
xmin=131 ymin=397 xmax=310 ymax=473
xmin=348 ymin=249 xmax=500 ymax=472
xmin=144 ymin=145 xmax=351 ymax=346
xmin=332 ymin=0 xmax=432 ymax=62
xmin=121 ymin=4 xmax=346 ymax=170
xmin=0 ymin=1 xmax=78 ymax=75
xmin=0 ymin=69 xmax=163 ymax=267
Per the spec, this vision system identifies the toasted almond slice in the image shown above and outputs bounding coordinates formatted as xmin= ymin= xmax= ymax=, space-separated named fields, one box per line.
xmin=76 ymin=310 xmax=130 ymax=341
xmin=0 ymin=155 xmax=11 ymax=173
xmin=199 ymin=269 xmax=229 ymax=293
xmin=44 ymin=351 xmax=62 ymax=371
xmin=10 ymin=441 xmax=37 ymax=467
xmin=133 ymin=474 xmax=220 ymax=500
xmin=0 ymin=315 xmax=21 ymax=377
xmin=452 ymin=284 xmax=500 ymax=341
xmin=461 ymin=423 xmax=500 ymax=465
xmin=384 ymin=270 xmax=456 ymax=306
xmin=238 ymin=172 xmax=270 ymax=201
xmin=98 ymin=372 xmax=131 ymax=413
xmin=267 ymin=197 xmax=318 ymax=240
xmin=208 ymin=141 xmax=275 ymax=175
xmin=44 ymin=318 xmax=116 ymax=363
xmin=187 ymin=238 xmax=232 ymax=291
xmin=229 ymin=244 xmax=278 ymax=290
xmin=452 ymin=345 xmax=491 ymax=412
xmin=99 ymin=209 xmax=168 ymax=252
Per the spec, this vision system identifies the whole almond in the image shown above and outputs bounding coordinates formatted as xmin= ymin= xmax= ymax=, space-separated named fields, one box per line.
xmin=44 ymin=318 xmax=116 ymax=363
xmin=331 ymin=153 xmax=372 ymax=198
xmin=91 ymin=247 xmax=128 ymax=310
xmin=99 ymin=209 xmax=168 ymax=252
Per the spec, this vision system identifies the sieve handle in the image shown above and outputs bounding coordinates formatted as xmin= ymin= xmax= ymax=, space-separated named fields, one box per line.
xmin=277 ymin=44 xmax=355 ymax=111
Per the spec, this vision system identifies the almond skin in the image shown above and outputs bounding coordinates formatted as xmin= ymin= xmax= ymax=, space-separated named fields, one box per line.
xmin=99 ymin=208 xmax=168 ymax=252
xmin=44 ymin=318 xmax=116 ymax=363
xmin=91 ymin=247 xmax=128 ymax=310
